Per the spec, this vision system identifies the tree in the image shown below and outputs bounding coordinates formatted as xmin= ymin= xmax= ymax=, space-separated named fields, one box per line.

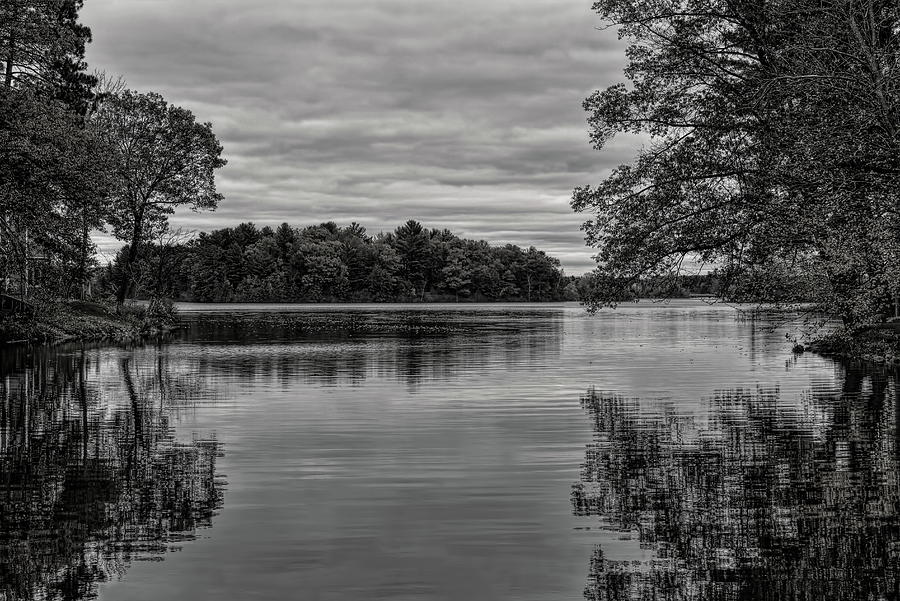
xmin=0 ymin=1 xmax=106 ymax=299
xmin=0 ymin=0 xmax=96 ymax=110
xmin=339 ymin=222 xmax=372 ymax=297
xmin=96 ymin=90 xmax=226 ymax=306
xmin=295 ymin=239 xmax=349 ymax=301
xmin=129 ymin=228 xmax=193 ymax=302
xmin=441 ymin=245 xmax=472 ymax=301
xmin=365 ymin=239 xmax=402 ymax=301
xmin=187 ymin=241 xmax=233 ymax=302
xmin=0 ymin=87 xmax=110 ymax=297
xmin=393 ymin=220 xmax=430 ymax=299
xmin=572 ymin=1 xmax=900 ymax=328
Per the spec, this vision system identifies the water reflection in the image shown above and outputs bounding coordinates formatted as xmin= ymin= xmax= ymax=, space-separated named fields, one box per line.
xmin=573 ymin=364 xmax=900 ymax=600
xmin=0 ymin=309 xmax=565 ymax=600
xmin=177 ymin=308 xmax=563 ymax=388
xmin=0 ymin=345 xmax=224 ymax=601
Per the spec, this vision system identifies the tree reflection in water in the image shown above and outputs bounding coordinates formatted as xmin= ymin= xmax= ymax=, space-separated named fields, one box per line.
xmin=0 ymin=344 xmax=224 ymax=601
xmin=179 ymin=308 xmax=564 ymax=388
xmin=572 ymin=364 xmax=900 ymax=600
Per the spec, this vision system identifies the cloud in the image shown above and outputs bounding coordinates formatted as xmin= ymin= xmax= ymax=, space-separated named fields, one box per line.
xmin=82 ymin=0 xmax=637 ymax=274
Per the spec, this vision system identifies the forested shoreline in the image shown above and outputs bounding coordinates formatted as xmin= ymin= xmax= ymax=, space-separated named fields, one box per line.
xmin=101 ymin=220 xmax=575 ymax=304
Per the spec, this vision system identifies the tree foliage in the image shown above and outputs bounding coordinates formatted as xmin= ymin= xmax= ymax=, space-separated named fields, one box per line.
xmin=0 ymin=87 xmax=111 ymax=297
xmin=94 ymin=90 xmax=226 ymax=305
xmin=102 ymin=220 xmax=571 ymax=303
xmin=573 ymin=1 xmax=900 ymax=328
xmin=0 ymin=0 xmax=111 ymax=300
xmin=0 ymin=2 xmax=228 ymax=308
xmin=0 ymin=0 xmax=97 ymax=110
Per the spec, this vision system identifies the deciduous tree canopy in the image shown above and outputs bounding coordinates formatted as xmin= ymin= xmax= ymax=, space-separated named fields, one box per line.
xmin=94 ymin=90 xmax=226 ymax=306
xmin=573 ymin=1 xmax=900 ymax=328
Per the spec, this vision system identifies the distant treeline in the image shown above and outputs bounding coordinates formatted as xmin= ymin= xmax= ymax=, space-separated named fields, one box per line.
xmin=100 ymin=220 xmax=579 ymax=303
xmin=576 ymin=272 xmax=727 ymax=302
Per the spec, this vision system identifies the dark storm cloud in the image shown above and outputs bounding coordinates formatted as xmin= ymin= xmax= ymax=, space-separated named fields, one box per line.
xmin=82 ymin=0 xmax=635 ymax=274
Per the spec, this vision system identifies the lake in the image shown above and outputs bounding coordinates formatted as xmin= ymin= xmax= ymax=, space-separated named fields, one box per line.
xmin=1 ymin=301 xmax=898 ymax=600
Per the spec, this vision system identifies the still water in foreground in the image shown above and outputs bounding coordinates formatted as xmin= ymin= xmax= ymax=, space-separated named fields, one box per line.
xmin=1 ymin=301 xmax=898 ymax=600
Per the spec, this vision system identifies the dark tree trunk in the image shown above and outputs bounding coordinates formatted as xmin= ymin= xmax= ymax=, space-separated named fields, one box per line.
xmin=77 ymin=221 xmax=90 ymax=300
xmin=4 ymin=53 xmax=12 ymax=88
xmin=116 ymin=218 xmax=143 ymax=308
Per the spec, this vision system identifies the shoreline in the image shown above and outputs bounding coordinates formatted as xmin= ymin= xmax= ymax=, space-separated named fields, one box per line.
xmin=0 ymin=301 xmax=175 ymax=346
xmin=4 ymin=300 xmax=900 ymax=368
xmin=802 ymin=328 xmax=900 ymax=367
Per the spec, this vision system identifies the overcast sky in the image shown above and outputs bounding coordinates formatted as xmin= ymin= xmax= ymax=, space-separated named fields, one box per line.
xmin=81 ymin=0 xmax=636 ymax=274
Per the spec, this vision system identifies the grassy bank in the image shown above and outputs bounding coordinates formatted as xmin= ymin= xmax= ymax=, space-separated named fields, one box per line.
xmin=0 ymin=300 xmax=176 ymax=345
xmin=804 ymin=325 xmax=900 ymax=366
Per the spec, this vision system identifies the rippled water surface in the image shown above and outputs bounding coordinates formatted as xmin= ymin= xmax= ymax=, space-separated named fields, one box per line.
xmin=1 ymin=301 xmax=898 ymax=600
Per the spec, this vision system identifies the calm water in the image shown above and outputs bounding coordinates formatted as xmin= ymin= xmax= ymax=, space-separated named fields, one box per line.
xmin=1 ymin=301 xmax=898 ymax=600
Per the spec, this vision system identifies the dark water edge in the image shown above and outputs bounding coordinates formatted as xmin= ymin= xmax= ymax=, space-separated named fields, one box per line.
xmin=1 ymin=303 xmax=899 ymax=600
xmin=0 ymin=301 xmax=173 ymax=346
